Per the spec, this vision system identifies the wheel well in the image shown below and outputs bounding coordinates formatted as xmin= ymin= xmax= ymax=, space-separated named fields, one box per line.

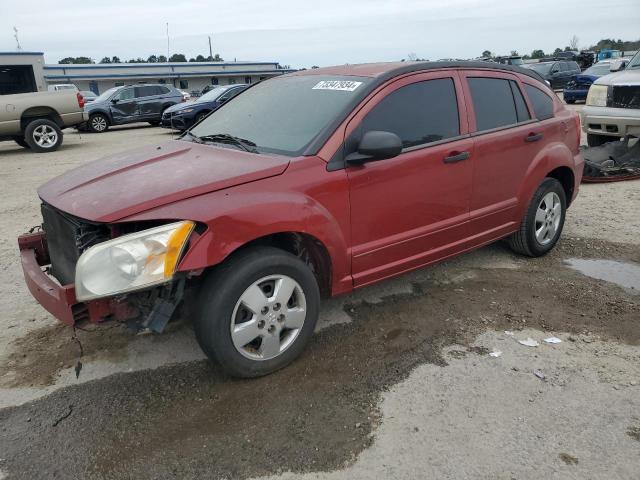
xmin=232 ymin=232 xmax=333 ymax=298
xmin=20 ymin=107 xmax=63 ymax=131
xmin=547 ymin=167 xmax=575 ymax=205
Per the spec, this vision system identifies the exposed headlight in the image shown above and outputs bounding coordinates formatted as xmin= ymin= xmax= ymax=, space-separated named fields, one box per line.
xmin=176 ymin=108 xmax=194 ymax=115
xmin=586 ymin=85 xmax=608 ymax=106
xmin=75 ymin=221 xmax=194 ymax=301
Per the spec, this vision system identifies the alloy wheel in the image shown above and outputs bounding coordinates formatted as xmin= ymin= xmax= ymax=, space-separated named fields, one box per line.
xmin=32 ymin=125 xmax=58 ymax=148
xmin=534 ymin=192 xmax=562 ymax=245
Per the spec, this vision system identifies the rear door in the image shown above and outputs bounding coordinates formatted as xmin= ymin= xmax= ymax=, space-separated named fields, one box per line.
xmin=109 ymin=87 xmax=137 ymax=124
xmin=135 ymin=85 xmax=163 ymax=119
xmin=460 ymin=71 xmax=542 ymax=240
xmin=346 ymin=71 xmax=473 ymax=286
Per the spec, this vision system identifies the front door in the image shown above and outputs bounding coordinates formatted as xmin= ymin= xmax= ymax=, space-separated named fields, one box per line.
xmin=345 ymin=72 xmax=473 ymax=287
xmin=109 ymin=87 xmax=137 ymax=124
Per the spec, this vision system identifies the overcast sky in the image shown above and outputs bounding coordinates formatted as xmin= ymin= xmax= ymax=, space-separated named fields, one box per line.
xmin=1 ymin=0 xmax=639 ymax=67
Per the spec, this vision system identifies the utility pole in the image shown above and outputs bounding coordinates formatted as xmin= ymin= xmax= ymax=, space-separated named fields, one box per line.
xmin=166 ymin=22 xmax=170 ymax=61
xmin=208 ymin=35 xmax=213 ymax=61
xmin=13 ymin=26 xmax=22 ymax=51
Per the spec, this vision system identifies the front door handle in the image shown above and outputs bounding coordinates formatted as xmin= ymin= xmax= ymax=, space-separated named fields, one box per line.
xmin=443 ymin=151 xmax=470 ymax=164
xmin=525 ymin=133 xmax=544 ymax=142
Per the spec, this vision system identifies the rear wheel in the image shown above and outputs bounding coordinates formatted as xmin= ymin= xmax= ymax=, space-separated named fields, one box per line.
xmin=194 ymin=246 xmax=320 ymax=378
xmin=24 ymin=119 xmax=63 ymax=152
xmin=148 ymin=120 xmax=161 ymax=126
xmin=509 ymin=178 xmax=566 ymax=257
xmin=587 ymin=133 xmax=615 ymax=147
xmin=88 ymin=113 xmax=109 ymax=133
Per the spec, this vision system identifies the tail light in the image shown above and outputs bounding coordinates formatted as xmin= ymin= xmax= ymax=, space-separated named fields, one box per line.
xmin=76 ymin=92 xmax=85 ymax=108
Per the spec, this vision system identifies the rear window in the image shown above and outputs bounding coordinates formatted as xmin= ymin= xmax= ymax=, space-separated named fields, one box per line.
xmin=523 ymin=84 xmax=554 ymax=120
xmin=468 ymin=77 xmax=528 ymax=131
xmin=361 ymin=78 xmax=460 ymax=148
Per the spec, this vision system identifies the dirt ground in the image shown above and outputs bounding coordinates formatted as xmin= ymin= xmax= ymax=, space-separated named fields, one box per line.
xmin=0 ymin=109 xmax=639 ymax=480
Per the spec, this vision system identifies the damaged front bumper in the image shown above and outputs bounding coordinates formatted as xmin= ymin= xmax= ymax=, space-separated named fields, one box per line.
xmin=18 ymin=230 xmax=139 ymax=326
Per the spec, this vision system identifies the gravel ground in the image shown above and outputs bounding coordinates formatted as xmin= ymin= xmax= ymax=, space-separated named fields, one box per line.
xmin=0 ymin=116 xmax=639 ymax=480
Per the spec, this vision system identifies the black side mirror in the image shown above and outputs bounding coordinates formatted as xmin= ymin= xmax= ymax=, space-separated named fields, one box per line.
xmin=111 ymin=98 xmax=119 ymax=104
xmin=345 ymin=130 xmax=403 ymax=165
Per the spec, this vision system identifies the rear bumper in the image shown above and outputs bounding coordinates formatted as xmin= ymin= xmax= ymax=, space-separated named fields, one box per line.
xmin=18 ymin=231 xmax=136 ymax=326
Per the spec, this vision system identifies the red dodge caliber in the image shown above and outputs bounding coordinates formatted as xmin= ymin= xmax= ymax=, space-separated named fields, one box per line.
xmin=18 ymin=62 xmax=583 ymax=377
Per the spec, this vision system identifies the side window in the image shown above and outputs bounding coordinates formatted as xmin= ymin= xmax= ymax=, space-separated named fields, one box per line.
xmin=360 ymin=78 xmax=459 ymax=149
xmin=560 ymin=62 xmax=570 ymax=72
xmin=510 ymin=81 xmax=531 ymax=122
xmin=468 ymin=77 xmax=521 ymax=131
xmin=116 ymin=88 xmax=134 ymax=101
xmin=551 ymin=63 xmax=560 ymax=73
xmin=134 ymin=86 xmax=156 ymax=98
xmin=158 ymin=86 xmax=170 ymax=95
xmin=570 ymin=61 xmax=580 ymax=71
xmin=523 ymin=84 xmax=554 ymax=120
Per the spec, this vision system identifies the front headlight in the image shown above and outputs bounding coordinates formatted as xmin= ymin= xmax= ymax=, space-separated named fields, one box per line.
xmin=176 ymin=108 xmax=194 ymax=115
xmin=586 ymin=85 xmax=608 ymax=106
xmin=75 ymin=221 xmax=194 ymax=301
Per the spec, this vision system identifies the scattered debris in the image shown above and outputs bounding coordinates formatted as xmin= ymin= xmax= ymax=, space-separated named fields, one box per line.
xmin=518 ymin=338 xmax=539 ymax=347
xmin=52 ymin=405 xmax=74 ymax=427
xmin=504 ymin=331 xmax=515 ymax=336
xmin=544 ymin=337 xmax=562 ymax=344
xmin=559 ymin=453 xmax=579 ymax=465
xmin=74 ymin=361 xmax=83 ymax=379
xmin=627 ymin=426 xmax=640 ymax=442
xmin=489 ymin=351 xmax=502 ymax=358
xmin=533 ymin=369 xmax=546 ymax=380
xmin=582 ymin=135 xmax=640 ymax=183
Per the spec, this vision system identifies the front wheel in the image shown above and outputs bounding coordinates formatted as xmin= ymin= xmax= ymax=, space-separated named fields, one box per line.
xmin=194 ymin=246 xmax=320 ymax=378
xmin=88 ymin=113 xmax=109 ymax=133
xmin=509 ymin=178 xmax=566 ymax=257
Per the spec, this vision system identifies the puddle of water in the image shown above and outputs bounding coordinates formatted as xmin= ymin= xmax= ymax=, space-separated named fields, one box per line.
xmin=565 ymin=258 xmax=640 ymax=293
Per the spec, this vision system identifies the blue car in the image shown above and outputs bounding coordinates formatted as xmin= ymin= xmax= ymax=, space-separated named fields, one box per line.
xmin=563 ymin=62 xmax=612 ymax=104
xmin=161 ymin=84 xmax=249 ymax=130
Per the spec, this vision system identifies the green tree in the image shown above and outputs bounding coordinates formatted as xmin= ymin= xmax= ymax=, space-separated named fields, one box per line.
xmin=169 ymin=53 xmax=187 ymax=62
xmin=100 ymin=56 xmax=111 ymax=64
xmin=58 ymin=56 xmax=93 ymax=64
xmin=111 ymin=56 xmax=121 ymax=63
xmin=510 ymin=50 xmax=519 ymax=56
xmin=59 ymin=57 xmax=75 ymax=64
xmin=531 ymin=49 xmax=545 ymax=59
xmin=195 ymin=54 xmax=206 ymax=62
xmin=158 ymin=55 xmax=167 ymax=62
xmin=147 ymin=55 xmax=158 ymax=63
xmin=481 ymin=50 xmax=492 ymax=58
xmin=553 ymin=47 xmax=563 ymax=55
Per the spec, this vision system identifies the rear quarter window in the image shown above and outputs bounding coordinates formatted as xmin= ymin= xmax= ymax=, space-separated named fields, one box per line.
xmin=523 ymin=84 xmax=554 ymax=120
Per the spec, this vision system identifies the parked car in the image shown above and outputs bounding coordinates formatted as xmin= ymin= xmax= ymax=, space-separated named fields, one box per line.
xmin=582 ymin=50 xmax=640 ymax=146
xmin=161 ymin=84 xmax=248 ymax=131
xmin=596 ymin=49 xmax=622 ymax=62
xmin=0 ymin=90 xmax=86 ymax=152
xmin=82 ymin=84 xmax=183 ymax=132
xmin=79 ymin=90 xmax=98 ymax=103
xmin=563 ymin=61 xmax=612 ymax=104
xmin=47 ymin=84 xmax=78 ymax=92
xmin=524 ymin=60 xmax=581 ymax=89
xmin=178 ymin=89 xmax=191 ymax=101
xmin=18 ymin=61 xmax=583 ymax=377
xmin=494 ymin=56 xmax=524 ymax=66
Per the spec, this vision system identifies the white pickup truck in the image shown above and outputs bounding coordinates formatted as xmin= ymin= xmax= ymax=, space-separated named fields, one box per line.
xmin=0 ymin=90 xmax=87 ymax=152
xmin=583 ymin=51 xmax=640 ymax=146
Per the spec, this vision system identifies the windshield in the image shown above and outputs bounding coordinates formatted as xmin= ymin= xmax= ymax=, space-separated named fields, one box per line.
xmin=196 ymin=87 xmax=228 ymax=103
xmin=92 ymin=87 xmax=119 ymax=103
xmin=189 ymin=75 xmax=371 ymax=156
xmin=628 ymin=51 xmax=640 ymax=69
xmin=583 ymin=64 xmax=612 ymax=76
xmin=525 ymin=63 xmax=552 ymax=75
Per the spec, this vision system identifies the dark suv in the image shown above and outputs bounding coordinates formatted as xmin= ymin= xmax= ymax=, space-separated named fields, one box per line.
xmin=83 ymin=84 xmax=183 ymax=132
xmin=524 ymin=61 xmax=581 ymax=89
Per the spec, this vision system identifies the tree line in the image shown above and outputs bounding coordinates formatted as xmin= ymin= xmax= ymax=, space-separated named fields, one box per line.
xmin=481 ymin=37 xmax=640 ymax=60
xmin=58 ymin=53 xmax=224 ymax=64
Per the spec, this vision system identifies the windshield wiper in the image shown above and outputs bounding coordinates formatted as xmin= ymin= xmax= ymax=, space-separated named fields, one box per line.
xmin=197 ymin=133 xmax=259 ymax=153
xmin=181 ymin=130 xmax=204 ymax=144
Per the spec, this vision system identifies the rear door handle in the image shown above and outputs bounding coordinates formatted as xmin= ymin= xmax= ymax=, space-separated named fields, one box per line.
xmin=443 ymin=151 xmax=470 ymax=164
xmin=525 ymin=133 xmax=544 ymax=142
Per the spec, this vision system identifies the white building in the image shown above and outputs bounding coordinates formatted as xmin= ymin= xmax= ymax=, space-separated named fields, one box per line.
xmin=1 ymin=51 xmax=293 ymax=95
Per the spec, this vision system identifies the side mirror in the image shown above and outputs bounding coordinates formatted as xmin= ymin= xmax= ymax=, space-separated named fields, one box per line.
xmin=609 ymin=59 xmax=626 ymax=72
xmin=345 ymin=130 xmax=403 ymax=165
xmin=111 ymin=98 xmax=119 ymax=104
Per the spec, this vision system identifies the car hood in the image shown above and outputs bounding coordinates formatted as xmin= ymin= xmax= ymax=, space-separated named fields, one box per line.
xmin=38 ymin=140 xmax=290 ymax=222
xmin=594 ymin=69 xmax=640 ymax=86
xmin=572 ymin=74 xmax=598 ymax=83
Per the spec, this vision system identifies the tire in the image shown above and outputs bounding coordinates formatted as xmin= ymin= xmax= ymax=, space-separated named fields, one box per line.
xmin=508 ymin=178 xmax=567 ymax=257
xmin=565 ymin=98 xmax=575 ymax=104
xmin=148 ymin=121 xmax=161 ymax=126
xmin=13 ymin=136 xmax=29 ymax=148
xmin=195 ymin=111 xmax=209 ymax=123
xmin=587 ymin=133 xmax=615 ymax=147
xmin=24 ymin=119 xmax=63 ymax=153
xmin=88 ymin=113 xmax=109 ymax=133
xmin=194 ymin=246 xmax=320 ymax=378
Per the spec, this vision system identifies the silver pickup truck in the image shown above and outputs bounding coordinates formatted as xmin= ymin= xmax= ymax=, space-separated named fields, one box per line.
xmin=0 ymin=90 xmax=87 ymax=152
xmin=582 ymin=51 xmax=640 ymax=146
